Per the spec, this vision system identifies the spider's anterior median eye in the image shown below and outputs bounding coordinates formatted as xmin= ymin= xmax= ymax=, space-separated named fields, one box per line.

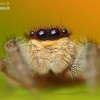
xmin=49 ymin=28 xmax=60 ymax=39
xmin=62 ymin=29 xmax=68 ymax=34
xmin=30 ymin=31 xmax=35 ymax=37
xmin=36 ymin=29 xmax=48 ymax=40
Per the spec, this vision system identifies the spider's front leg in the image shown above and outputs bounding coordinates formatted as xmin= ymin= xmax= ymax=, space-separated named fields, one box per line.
xmin=0 ymin=40 xmax=34 ymax=89
xmin=71 ymin=42 xmax=100 ymax=91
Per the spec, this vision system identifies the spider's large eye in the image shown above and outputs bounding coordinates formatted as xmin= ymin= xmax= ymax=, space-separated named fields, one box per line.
xmin=36 ymin=29 xmax=48 ymax=40
xmin=62 ymin=29 xmax=68 ymax=34
xmin=49 ymin=28 xmax=60 ymax=39
xmin=30 ymin=31 xmax=35 ymax=37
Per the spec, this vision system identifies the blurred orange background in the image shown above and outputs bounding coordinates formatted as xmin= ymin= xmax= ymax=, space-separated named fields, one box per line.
xmin=0 ymin=0 xmax=100 ymax=57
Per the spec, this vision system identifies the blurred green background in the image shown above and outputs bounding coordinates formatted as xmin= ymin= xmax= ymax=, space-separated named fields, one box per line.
xmin=0 ymin=0 xmax=100 ymax=100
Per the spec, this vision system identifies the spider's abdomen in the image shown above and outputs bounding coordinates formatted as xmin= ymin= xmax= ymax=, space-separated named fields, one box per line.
xmin=28 ymin=37 xmax=77 ymax=75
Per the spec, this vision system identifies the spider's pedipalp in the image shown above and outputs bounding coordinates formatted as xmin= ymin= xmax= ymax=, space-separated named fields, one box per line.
xmin=28 ymin=37 xmax=77 ymax=75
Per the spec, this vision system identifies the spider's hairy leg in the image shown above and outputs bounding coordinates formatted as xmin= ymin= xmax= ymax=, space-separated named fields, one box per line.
xmin=0 ymin=58 xmax=12 ymax=77
xmin=0 ymin=58 xmax=23 ymax=86
xmin=3 ymin=39 xmax=34 ymax=89
xmin=71 ymin=42 xmax=100 ymax=91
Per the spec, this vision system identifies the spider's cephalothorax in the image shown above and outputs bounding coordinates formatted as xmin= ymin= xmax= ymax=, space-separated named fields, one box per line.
xmin=0 ymin=26 xmax=100 ymax=89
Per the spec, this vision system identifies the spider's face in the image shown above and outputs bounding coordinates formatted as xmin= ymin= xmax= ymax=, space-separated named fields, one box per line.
xmin=25 ymin=27 xmax=76 ymax=75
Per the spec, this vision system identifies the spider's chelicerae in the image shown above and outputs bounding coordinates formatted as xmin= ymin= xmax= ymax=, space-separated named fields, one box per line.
xmin=0 ymin=26 xmax=100 ymax=90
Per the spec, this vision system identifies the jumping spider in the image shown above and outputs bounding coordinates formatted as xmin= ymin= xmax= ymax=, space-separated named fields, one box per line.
xmin=0 ymin=26 xmax=100 ymax=90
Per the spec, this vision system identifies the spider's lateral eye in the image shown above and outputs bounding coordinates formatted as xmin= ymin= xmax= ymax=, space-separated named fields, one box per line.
xmin=62 ymin=29 xmax=68 ymax=34
xmin=49 ymin=28 xmax=60 ymax=39
xmin=36 ymin=29 xmax=48 ymax=40
xmin=30 ymin=31 xmax=35 ymax=37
